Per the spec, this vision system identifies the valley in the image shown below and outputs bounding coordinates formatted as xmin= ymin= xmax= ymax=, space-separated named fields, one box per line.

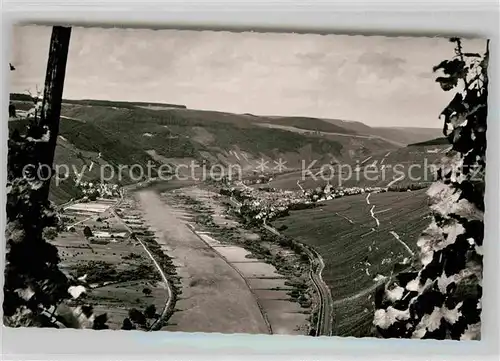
xmin=9 ymin=95 xmax=442 ymax=204
xmin=10 ymin=96 xmax=446 ymax=336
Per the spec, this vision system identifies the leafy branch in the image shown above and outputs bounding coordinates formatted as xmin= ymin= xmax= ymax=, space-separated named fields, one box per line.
xmin=373 ymin=38 xmax=488 ymax=340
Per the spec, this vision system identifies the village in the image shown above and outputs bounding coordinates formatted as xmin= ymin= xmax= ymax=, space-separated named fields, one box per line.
xmin=218 ymin=174 xmax=389 ymax=225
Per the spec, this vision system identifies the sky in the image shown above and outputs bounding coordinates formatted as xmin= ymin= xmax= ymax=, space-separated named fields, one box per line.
xmin=9 ymin=25 xmax=487 ymax=127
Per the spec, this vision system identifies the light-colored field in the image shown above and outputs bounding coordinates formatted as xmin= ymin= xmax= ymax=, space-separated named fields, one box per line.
xmin=247 ymin=278 xmax=294 ymax=290
xmin=254 ymin=289 xmax=291 ymax=300
xmin=260 ymin=299 xmax=309 ymax=335
xmin=214 ymin=246 xmax=254 ymax=262
xmin=232 ymin=262 xmax=285 ymax=279
xmin=64 ymin=200 xmax=116 ymax=214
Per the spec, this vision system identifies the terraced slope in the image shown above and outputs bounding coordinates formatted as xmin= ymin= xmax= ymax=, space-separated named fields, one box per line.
xmin=264 ymin=144 xmax=450 ymax=191
xmin=272 ymin=189 xmax=431 ymax=336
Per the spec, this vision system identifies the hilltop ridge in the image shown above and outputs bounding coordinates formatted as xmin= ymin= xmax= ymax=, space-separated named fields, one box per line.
xmin=9 ymin=95 xmax=442 ymax=204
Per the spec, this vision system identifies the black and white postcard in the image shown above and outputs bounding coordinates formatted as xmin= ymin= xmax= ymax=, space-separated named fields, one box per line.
xmin=5 ymin=25 xmax=488 ymax=340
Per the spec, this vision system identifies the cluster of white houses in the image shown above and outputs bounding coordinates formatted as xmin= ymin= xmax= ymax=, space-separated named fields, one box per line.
xmin=225 ymin=180 xmax=387 ymax=223
xmin=76 ymin=181 xmax=121 ymax=200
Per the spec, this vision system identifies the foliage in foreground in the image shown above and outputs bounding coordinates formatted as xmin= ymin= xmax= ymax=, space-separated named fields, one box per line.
xmin=4 ymin=114 xmax=69 ymax=325
xmin=4 ymin=85 xmax=108 ymax=329
xmin=374 ymin=38 xmax=488 ymax=340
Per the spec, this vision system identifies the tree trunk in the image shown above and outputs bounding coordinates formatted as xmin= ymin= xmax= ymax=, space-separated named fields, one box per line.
xmin=38 ymin=26 xmax=72 ymax=199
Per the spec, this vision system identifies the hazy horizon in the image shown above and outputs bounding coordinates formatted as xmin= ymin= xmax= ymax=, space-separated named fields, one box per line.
xmin=7 ymin=90 xmax=444 ymax=129
xmin=10 ymin=25 xmax=487 ymax=128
